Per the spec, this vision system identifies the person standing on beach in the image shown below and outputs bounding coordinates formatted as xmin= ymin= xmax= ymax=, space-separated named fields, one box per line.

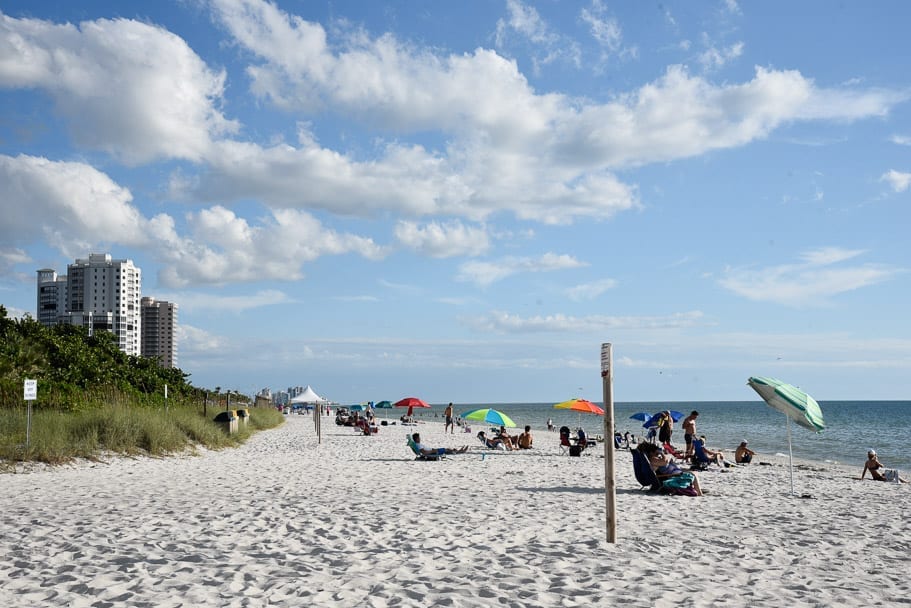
xmin=547 ymin=417 xmax=554 ymax=432
xmin=682 ymin=411 xmax=698 ymax=460
xmin=657 ymin=410 xmax=673 ymax=445
xmin=444 ymin=403 xmax=454 ymax=434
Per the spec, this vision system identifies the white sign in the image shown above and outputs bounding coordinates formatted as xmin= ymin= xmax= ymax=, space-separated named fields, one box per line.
xmin=24 ymin=379 xmax=37 ymax=401
xmin=600 ymin=343 xmax=612 ymax=373
xmin=164 ymin=384 xmax=168 ymax=399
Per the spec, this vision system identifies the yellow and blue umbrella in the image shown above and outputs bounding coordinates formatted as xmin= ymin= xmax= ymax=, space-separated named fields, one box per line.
xmin=462 ymin=408 xmax=516 ymax=428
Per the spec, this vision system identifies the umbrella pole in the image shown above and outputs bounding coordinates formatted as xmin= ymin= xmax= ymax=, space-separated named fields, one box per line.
xmin=786 ymin=414 xmax=794 ymax=496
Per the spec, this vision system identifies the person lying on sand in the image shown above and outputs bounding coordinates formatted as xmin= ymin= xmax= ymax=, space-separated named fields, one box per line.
xmin=412 ymin=433 xmax=469 ymax=456
xmin=859 ymin=450 xmax=907 ymax=483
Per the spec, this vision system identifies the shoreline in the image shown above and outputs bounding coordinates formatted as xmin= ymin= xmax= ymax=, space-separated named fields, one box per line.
xmin=1 ymin=416 xmax=906 ymax=607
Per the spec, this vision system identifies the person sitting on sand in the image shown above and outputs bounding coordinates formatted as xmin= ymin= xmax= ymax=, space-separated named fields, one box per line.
xmin=412 ymin=433 xmax=468 ymax=456
xmin=860 ymin=450 xmax=907 ymax=482
xmin=695 ymin=435 xmax=729 ymax=467
xmin=735 ymin=441 xmax=755 ymax=464
xmin=496 ymin=426 xmax=519 ymax=450
xmin=517 ymin=425 xmax=533 ymax=449
xmin=638 ymin=442 xmax=703 ymax=496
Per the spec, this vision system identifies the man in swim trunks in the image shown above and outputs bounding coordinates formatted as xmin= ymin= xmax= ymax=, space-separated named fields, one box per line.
xmin=682 ymin=411 xmax=698 ymax=461
xmin=444 ymin=403 xmax=454 ymax=434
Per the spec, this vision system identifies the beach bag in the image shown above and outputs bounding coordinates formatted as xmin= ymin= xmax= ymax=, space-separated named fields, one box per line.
xmin=884 ymin=469 xmax=901 ymax=483
xmin=569 ymin=445 xmax=582 ymax=457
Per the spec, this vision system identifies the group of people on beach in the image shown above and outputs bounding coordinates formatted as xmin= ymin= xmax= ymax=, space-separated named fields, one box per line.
xmin=477 ymin=425 xmax=534 ymax=450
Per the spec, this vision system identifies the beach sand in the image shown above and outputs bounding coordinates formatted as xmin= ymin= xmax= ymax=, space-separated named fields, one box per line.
xmin=1 ymin=414 xmax=907 ymax=607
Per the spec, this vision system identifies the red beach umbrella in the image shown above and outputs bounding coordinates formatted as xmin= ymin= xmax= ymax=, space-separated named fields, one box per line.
xmin=394 ymin=397 xmax=431 ymax=417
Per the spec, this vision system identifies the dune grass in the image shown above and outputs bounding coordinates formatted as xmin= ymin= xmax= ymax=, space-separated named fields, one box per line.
xmin=0 ymin=397 xmax=284 ymax=468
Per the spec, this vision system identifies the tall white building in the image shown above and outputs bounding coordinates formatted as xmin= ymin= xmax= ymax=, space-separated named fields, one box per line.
xmin=36 ymin=253 xmax=142 ymax=356
xmin=141 ymin=297 xmax=178 ymax=368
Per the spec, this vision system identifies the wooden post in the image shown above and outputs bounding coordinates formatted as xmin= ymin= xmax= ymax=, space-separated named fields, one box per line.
xmin=601 ymin=343 xmax=616 ymax=543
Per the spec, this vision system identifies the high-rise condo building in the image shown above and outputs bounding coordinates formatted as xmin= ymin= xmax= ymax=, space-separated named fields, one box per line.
xmin=36 ymin=253 xmax=142 ymax=357
xmin=141 ymin=297 xmax=178 ymax=368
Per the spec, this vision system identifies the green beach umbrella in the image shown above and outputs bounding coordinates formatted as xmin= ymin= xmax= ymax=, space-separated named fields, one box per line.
xmin=462 ymin=408 xmax=516 ymax=428
xmin=747 ymin=376 xmax=825 ymax=496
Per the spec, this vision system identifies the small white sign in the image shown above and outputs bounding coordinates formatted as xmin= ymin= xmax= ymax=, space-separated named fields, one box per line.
xmin=164 ymin=384 xmax=168 ymax=399
xmin=600 ymin=343 xmax=612 ymax=373
xmin=24 ymin=379 xmax=37 ymax=401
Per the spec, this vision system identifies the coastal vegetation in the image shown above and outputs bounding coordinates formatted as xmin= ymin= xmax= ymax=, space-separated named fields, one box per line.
xmin=0 ymin=306 xmax=283 ymax=466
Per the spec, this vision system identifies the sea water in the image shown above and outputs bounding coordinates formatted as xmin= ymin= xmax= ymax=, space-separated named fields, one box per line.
xmin=411 ymin=401 xmax=911 ymax=472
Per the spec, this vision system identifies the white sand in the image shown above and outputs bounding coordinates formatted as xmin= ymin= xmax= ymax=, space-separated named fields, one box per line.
xmin=1 ymin=414 xmax=908 ymax=607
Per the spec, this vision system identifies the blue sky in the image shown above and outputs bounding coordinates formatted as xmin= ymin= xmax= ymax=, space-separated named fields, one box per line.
xmin=1 ymin=0 xmax=909 ymax=404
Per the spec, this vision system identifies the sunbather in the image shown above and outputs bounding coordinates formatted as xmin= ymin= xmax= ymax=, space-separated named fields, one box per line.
xmin=477 ymin=431 xmax=513 ymax=450
xmin=638 ymin=442 xmax=703 ymax=496
xmin=412 ymin=433 xmax=468 ymax=456
xmin=860 ymin=449 xmax=907 ymax=482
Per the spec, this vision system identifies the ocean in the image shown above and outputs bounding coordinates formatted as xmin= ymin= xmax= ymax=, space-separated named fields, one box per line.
xmin=408 ymin=401 xmax=911 ymax=472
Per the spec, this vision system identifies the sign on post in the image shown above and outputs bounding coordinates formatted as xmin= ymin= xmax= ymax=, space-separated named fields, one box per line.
xmin=24 ymin=379 xmax=37 ymax=449
xmin=24 ymin=379 xmax=37 ymax=401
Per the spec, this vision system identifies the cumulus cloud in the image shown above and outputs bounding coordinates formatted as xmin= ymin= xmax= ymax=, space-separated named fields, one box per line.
xmin=466 ymin=310 xmax=704 ymax=333
xmin=394 ymin=221 xmax=490 ymax=258
xmin=881 ymin=169 xmax=911 ymax=192
xmin=456 ymin=253 xmax=587 ymax=287
xmin=0 ymin=154 xmax=154 ymax=257
xmin=156 ymin=206 xmax=386 ymax=287
xmin=890 ymin=134 xmax=911 ymax=145
xmin=0 ymin=154 xmax=385 ymax=286
xmin=718 ymin=247 xmax=901 ymax=306
xmin=0 ymin=12 xmax=236 ymax=163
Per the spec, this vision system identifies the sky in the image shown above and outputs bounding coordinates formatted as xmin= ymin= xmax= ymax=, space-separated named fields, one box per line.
xmin=1 ymin=0 xmax=909 ymax=405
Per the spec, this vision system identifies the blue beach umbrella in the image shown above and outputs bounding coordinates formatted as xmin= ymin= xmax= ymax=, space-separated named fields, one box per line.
xmin=747 ymin=376 xmax=825 ymax=496
xmin=462 ymin=408 xmax=516 ymax=428
xmin=629 ymin=412 xmax=651 ymax=421
xmin=348 ymin=404 xmax=367 ymax=412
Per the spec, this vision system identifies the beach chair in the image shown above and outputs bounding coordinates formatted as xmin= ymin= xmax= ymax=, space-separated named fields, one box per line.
xmin=632 ymin=449 xmax=698 ymax=495
xmin=632 ymin=448 xmax=662 ymax=492
xmin=407 ymin=434 xmax=443 ymax=461
xmin=559 ymin=426 xmax=573 ymax=455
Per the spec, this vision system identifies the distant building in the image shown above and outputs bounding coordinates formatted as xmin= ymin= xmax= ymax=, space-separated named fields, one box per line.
xmin=35 ymin=268 xmax=68 ymax=326
xmin=141 ymin=297 xmax=178 ymax=368
xmin=37 ymin=254 xmax=180 ymax=366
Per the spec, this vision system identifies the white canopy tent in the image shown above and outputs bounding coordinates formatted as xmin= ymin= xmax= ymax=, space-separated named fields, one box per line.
xmin=289 ymin=385 xmax=328 ymax=404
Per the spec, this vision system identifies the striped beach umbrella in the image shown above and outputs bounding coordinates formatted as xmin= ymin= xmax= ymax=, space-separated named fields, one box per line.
xmin=748 ymin=376 xmax=825 ymax=496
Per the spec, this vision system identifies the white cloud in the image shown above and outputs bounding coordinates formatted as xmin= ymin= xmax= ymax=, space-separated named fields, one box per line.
xmin=0 ymin=12 xmax=236 ymax=163
xmin=456 ymin=253 xmax=587 ymax=287
xmin=698 ymin=40 xmax=744 ymax=71
xmin=890 ymin=134 xmax=911 ymax=145
xmin=718 ymin=247 xmax=901 ymax=306
xmin=394 ymin=220 xmax=491 ymax=258
xmin=466 ymin=310 xmax=704 ymax=333
xmin=881 ymin=169 xmax=911 ymax=192
xmin=566 ymin=278 xmax=617 ymax=301
xmin=0 ymin=154 xmax=385 ymax=286
xmin=580 ymin=0 xmax=622 ymax=52
xmin=161 ymin=289 xmax=292 ymax=313
xmin=156 ymin=206 xmax=386 ymax=287
xmin=0 ymin=154 xmax=153 ymax=257
xmin=497 ymin=0 xmax=555 ymax=46
xmin=176 ymin=324 xmax=226 ymax=354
